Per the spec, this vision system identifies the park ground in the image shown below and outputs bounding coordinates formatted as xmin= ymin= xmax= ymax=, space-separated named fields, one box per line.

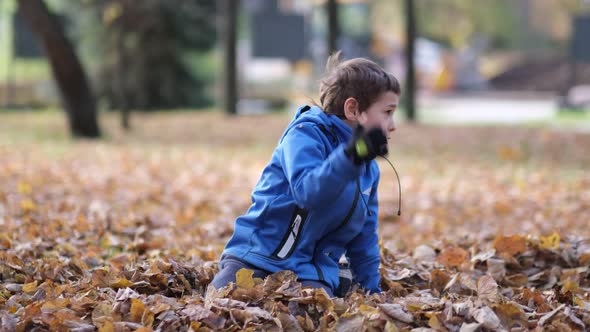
xmin=0 ymin=109 xmax=589 ymax=330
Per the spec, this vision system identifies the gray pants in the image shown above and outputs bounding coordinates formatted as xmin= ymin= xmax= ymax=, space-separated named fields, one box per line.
xmin=211 ymin=254 xmax=336 ymax=297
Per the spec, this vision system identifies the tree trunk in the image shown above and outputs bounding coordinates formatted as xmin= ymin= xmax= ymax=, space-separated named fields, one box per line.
xmin=404 ymin=0 xmax=417 ymax=122
xmin=223 ymin=0 xmax=238 ymax=115
xmin=116 ymin=31 xmax=131 ymax=130
xmin=17 ymin=0 xmax=101 ymax=138
xmin=327 ymin=0 xmax=339 ymax=55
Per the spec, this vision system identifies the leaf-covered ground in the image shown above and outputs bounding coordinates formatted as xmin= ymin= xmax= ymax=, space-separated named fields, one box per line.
xmin=1 ymin=112 xmax=590 ymax=331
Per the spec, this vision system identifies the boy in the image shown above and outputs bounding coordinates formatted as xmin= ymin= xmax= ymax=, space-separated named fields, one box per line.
xmin=211 ymin=53 xmax=400 ymax=297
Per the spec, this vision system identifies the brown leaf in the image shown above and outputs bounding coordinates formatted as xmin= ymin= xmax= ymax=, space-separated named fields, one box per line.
xmin=277 ymin=312 xmax=304 ymax=332
xmin=538 ymin=304 xmax=566 ymax=326
xmin=493 ymin=235 xmax=527 ymax=257
xmin=231 ymin=284 xmax=265 ymax=302
xmin=436 ymin=247 xmax=469 ymax=269
xmin=130 ymin=299 xmax=146 ymax=323
xmin=181 ymin=304 xmax=226 ymax=330
xmin=335 ymin=313 xmax=365 ymax=332
xmin=378 ymin=303 xmax=413 ymax=323
xmin=493 ymin=302 xmax=526 ymax=328
xmin=313 ymin=288 xmax=334 ymax=313
xmin=472 ymin=306 xmax=501 ymax=329
xmin=92 ymin=303 xmax=115 ymax=331
xmin=504 ymin=273 xmax=528 ymax=287
xmin=476 ymin=275 xmax=498 ymax=300
xmin=91 ymin=268 xmax=114 ymax=288
xmin=430 ymin=269 xmax=450 ymax=293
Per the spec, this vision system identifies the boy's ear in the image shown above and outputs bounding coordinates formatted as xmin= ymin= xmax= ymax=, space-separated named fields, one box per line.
xmin=343 ymin=97 xmax=359 ymax=121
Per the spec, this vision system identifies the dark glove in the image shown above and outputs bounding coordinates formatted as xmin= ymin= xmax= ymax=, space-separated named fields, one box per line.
xmin=345 ymin=125 xmax=388 ymax=165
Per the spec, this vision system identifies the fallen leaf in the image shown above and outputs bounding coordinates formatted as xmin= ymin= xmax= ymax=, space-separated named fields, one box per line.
xmin=430 ymin=269 xmax=450 ymax=293
xmin=335 ymin=313 xmax=365 ymax=332
xmin=436 ymin=247 xmax=469 ymax=269
xmin=539 ymin=233 xmax=560 ymax=250
xmin=538 ymin=304 xmax=566 ymax=326
xmin=130 ymin=298 xmax=146 ymax=323
xmin=493 ymin=235 xmax=527 ymax=257
xmin=22 ymin=281 xmax=38 ymax=294
xmin=476 ymin=275 xmax=498 ymax=300
xmin=493 ymin=302 xmax=526 ymax=328
xmin=378 ymin=303 xmax=413 ymax=323
xmin=473 ymin=306 xmax=500 ymax=329
xmin=235 ymin=268 xmax=255 ymax=289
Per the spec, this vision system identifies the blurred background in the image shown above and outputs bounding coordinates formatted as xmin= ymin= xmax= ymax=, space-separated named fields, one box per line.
xmin=1 ymin=0 xmax=590 ymax=257
xmin=1 ymin=0 xmax=590 ymax=135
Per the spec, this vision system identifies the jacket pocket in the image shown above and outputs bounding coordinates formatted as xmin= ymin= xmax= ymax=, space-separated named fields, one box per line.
xmin=271 ymin=205 xmax=308 ymax=260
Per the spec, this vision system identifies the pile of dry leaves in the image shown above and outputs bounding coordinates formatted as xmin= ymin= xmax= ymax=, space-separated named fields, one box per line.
xmin=1 ymin=226 xmax=590 ymax=331
xmin=1 ymin=119 xmax=589 ymax=331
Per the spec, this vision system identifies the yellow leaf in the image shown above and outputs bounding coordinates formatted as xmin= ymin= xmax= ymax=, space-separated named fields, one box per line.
xmin=20 ymin=199 xmax=36 ymax=212
xmin=573 ymin=296 xmax=590 ymax=309
xmin=110 ymin=278 xmax=134 ymax=289
xmin=406 ymin=303 xmax=423 ymax=312
xmin=135 ymin=328 xmax=153 ymax=332
xmin=428 ymin=313 xmax=446 ymax=331
xmin=22 ymin=281 xmax=38 ymax=294
xmin=539 ymin=233 xmax=560 ymax=250
xmin=384 ymin=320 xmax=399 ymax=332
xmin=314 ymin=288 xmax=335 ymax=312
xmin=17 ymin=182 xmax=31 ymax=194
xmin=235 ymin=268 xmax=255 ymax=289
xmin=130 ymin=298 xmax=146 ymax=323
xmin=97 ymin=319 xmax=115 ymax=332
xmin=561 ymin=280 xmax=579 ymax=294
xmin=141 ymin=310 xmax=155 ymax=328
xmin=0 ymin=233 xmax=11 ymax=249
xmin=359 ymin=304 xmax=379 ymax=315
xmin=41 ymin=299 xmax=68 ymax=312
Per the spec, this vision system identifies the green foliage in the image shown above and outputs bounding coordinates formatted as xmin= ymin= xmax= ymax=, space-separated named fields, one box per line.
xmin=55 ymin=0 xmax=217 ymax=110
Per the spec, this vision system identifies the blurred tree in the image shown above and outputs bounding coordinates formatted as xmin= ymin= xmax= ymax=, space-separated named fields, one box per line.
xmin=371 ymin=0 xmax=585 ymax=52
xmin=222 ymin=0 xmax=237 ymax=116
xmin=404 ymin=0 xmax=416 ymax=122
xmin=55 ymin=0 xmax=217 ymax=119
xmin=327 ymin=0 xmax=339 ymax=55
xmin=18 ymin=0 xmax=101 ymax=138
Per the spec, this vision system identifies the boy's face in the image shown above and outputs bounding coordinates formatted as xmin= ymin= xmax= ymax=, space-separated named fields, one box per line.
xmin=357 ymin=91 xmax=399 ymax=141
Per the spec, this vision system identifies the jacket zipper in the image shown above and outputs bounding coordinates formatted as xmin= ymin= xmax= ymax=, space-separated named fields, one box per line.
xmin=312 ymin=181 xmax=360 ymax=280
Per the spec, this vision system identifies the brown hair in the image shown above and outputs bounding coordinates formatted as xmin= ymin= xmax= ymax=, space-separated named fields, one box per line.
xmin=319 ymin=52 xmax=401 ymax=118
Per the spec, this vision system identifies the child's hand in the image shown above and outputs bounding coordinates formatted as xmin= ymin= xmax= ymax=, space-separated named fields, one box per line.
xmin=345 ymin=125 xmax=388 ymax=164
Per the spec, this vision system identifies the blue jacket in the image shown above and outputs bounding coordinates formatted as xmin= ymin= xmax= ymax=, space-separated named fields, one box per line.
xmin=223 ymin=105 xmax=381 ymax=293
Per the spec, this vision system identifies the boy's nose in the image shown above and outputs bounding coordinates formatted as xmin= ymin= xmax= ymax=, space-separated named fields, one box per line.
xmin=389 ymin=119 xmax=396 ymax=132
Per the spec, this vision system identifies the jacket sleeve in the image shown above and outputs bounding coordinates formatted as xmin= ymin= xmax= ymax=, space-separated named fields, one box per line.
xmin=280 ymin=122 xmax=360 ymax=210
xmin=345 ymin=170 xmax=381 ymax=293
